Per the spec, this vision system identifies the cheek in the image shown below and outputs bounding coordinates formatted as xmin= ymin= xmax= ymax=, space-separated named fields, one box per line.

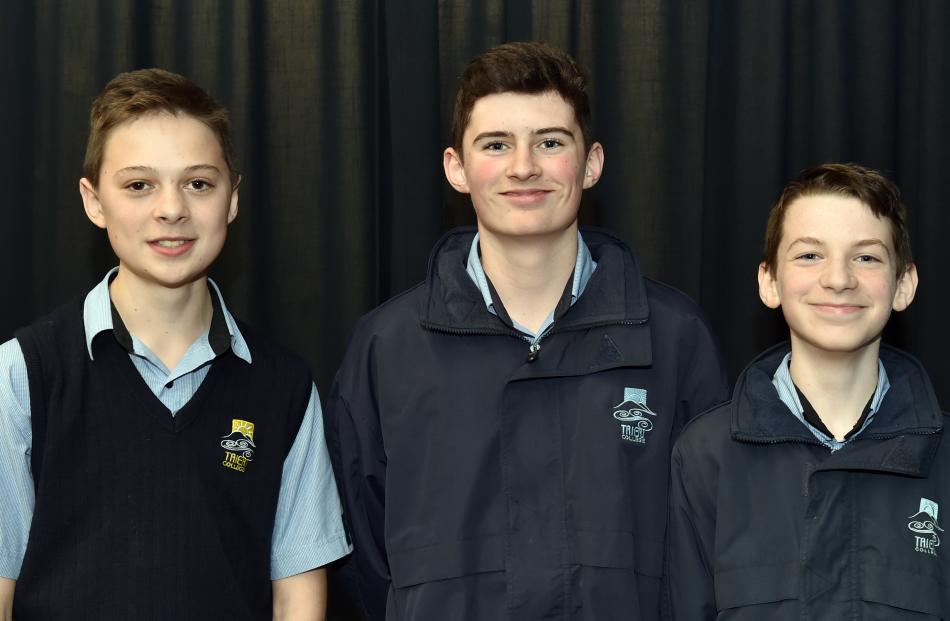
xmin=465 ymin=159 xmax=501 ymax=189
xmin=547 ymin=156 xmax=582 ymax=181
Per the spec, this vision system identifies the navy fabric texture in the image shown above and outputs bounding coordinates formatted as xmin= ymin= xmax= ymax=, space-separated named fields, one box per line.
xmin=325 ymin=227 xmax=729 ymax=620
xmin=667 ymin=343 xmax=949 ymax=620
xmin=14 ymin=299 xmax=311 ymax=621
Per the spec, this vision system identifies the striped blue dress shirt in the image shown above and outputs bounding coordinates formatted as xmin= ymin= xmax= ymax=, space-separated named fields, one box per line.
xmin=465 ymin=230 xmax=597 ymax=339
xmin=0 ymin=269 xmax=351 ymax=579
xmin=771 ymin=351 xmax=890 ymax=451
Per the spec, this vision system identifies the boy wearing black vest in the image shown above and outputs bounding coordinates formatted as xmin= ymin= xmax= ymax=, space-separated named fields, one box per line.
xmin=666 ymin=164 xmax=948 ymax=619
xmin=0 ymin=69 xmax=350 ymax=620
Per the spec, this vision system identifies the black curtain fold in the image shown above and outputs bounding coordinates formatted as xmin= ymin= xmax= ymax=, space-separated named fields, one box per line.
xmin=4 ymin=2 xmax=950 ymax=620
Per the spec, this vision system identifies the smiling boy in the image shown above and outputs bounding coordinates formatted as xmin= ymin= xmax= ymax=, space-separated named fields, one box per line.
xmin=0 ymin=69 xmax=349 ymax=620
xmin=325 ymin=42 xmax=728 ymax=620
xmin=666 ymin=163 xmax=949 ymax=619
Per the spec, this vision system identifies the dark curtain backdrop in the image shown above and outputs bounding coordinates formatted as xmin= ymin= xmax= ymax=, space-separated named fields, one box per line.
xmin=2 ymin=1 xmax=948 ymax=617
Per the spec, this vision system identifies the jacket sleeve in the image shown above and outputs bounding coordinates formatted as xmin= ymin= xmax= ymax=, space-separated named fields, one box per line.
xmin=664 ymin=441 xmax=717 ymax=620
xmin=323 ymin=367 xmax=390 ymax=620
xmin=674 ymin=312 xmax=729 ymax=435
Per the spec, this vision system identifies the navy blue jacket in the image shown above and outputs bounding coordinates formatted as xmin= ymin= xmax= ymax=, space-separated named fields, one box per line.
xmin=666 ymin=343 xmax=949 ymax=620
xmin=325 ymin=227 xmax=728 ymax=620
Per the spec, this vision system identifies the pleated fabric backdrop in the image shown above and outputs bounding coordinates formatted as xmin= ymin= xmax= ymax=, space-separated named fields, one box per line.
xmin=1 ymin=2 xmax=948 ymax=616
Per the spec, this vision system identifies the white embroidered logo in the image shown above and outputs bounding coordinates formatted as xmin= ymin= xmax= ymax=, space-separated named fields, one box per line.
xmin=908 ymin=498 xmax=942 ymax=557
xmin=613 ymin=387 xmax=657 ymax=444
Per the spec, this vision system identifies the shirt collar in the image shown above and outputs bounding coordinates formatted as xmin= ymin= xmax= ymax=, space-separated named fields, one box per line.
xmin=82 ymin=268 xmax=252 ymax=364
xmin=464 ymin=230 xmax=597 ymax=319
xmin=772 ymin=351 xmax=890 ymax=450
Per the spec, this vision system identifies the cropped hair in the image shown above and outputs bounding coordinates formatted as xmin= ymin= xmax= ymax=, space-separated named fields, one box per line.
xmin=451 ymin=41 xmax=592 ymax=155
xmin=762 ymin=163 xmax=913 ymax=276
xmin=83 ymin=68 xmax=236 ymax=186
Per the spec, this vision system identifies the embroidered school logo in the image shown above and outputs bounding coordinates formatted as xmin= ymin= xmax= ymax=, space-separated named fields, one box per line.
xmin=907 ymin=498 xmax=943 ymax=557
xmin=221 ymin=419 xmax=256 ymax=473
xmin=613 ymin=387 xmax=657 ymax=444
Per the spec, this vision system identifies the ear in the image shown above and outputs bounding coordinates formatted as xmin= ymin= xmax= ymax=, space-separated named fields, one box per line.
xmin=582 ymin=142 xmax=605 ymax=189
xmin=227 ymin=174 xmax=241 ymax=224
xmin=892 ymin=263 xmax=919 ymax=312
xmin=79 ymin=178 xmax=107 ymax=229
xmin=443 ymin=147 xmax=470 ymax=194
xmin=757 ymin=262 xmax=782 ymax=309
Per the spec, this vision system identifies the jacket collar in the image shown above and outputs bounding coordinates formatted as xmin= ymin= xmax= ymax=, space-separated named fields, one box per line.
xmin=420 ymin=226 xmax=650 ymax=333
xmin=732 ymin=341 xmax=945 ymax=475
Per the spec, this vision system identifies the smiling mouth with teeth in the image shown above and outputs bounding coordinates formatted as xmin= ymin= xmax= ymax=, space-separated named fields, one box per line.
xmin=155 ymin=240 xmax=189 ymax=248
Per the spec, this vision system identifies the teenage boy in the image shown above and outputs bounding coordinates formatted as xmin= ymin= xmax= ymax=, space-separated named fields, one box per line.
xmin=666 ymin=163 xmax=948 ymax=619
xmin=0 ymin=69 xmax=350 ymax=620
xmin=325 ymin=42 xmax=728 ymax=620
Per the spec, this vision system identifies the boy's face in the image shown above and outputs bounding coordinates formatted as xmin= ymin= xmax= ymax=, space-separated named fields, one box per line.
xmin=758 ymin=193 xmax=917 ymax=356
xmin=79 ymin=112 xmax=238 ymax=290
xmin=443 ymin=91 xmax=603 ymax=241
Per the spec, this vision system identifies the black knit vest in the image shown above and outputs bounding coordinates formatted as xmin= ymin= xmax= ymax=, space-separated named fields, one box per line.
xmin=13 ymin=299 xmax=311 ymax=620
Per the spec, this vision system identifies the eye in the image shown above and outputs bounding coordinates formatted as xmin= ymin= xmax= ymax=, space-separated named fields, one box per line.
xmin=795 ymin=252 xmax=820 ymax=261
xmin=539 ymin=138 xmax=563 ymax=149
xmin=125 ymin=181 xmax=151 ymax=192
xmin=185 ymin=179 xmax=214 ymax=191
xmin=855 ymin=254 xmax=881 ymax=263
xmin=483 ymin=141 xmax=507 ymax=152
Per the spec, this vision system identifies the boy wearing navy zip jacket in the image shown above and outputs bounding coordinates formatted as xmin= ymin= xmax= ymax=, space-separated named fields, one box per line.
xmin=325 ymin=41 xmax=729 ymax=620
xmin=666 ymin=163 xmax=948 ymax=619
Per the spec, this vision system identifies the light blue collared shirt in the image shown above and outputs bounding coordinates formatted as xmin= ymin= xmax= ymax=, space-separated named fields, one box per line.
xmin=0 ymin=269 xmax=351 ymax=579
xmin=465 ymin=231 xmax=597 ymax=340
xmin=772 ymin=352 xmax=890 ymax=451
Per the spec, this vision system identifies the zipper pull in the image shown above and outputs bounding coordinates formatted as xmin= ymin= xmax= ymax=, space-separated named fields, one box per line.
xmin=527 ymin=342 xmax=541 ymax=362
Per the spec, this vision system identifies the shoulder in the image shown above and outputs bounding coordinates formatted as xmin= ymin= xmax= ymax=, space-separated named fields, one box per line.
xmin=643 ymin=277 xmax=712 ymax=327
xmin=674 ymin=400 xmax=735 ymax=461
xmin=232 ymin=319 xmax=313 ymax=384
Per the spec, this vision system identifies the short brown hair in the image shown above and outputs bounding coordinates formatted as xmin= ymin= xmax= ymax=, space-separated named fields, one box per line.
xmin=83 ymin=68 xmax=236 ymax=186
xmin=451 ymin=42 xmax=592 ymax=155
xmin=762 ymin=163 xmax=913 ymax=276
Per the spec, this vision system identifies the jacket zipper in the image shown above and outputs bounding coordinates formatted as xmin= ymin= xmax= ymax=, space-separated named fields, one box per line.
xmin=423 ymin=318 xmax=647 ymax=362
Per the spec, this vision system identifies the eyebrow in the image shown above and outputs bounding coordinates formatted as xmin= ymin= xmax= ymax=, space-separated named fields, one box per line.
xmin=113 ymin=164 xmax=223 ymax=177
xmin=470 ymin=127 xmax=577 ymax=144
xmin=787 ymin=237 xmax=892 ymax=253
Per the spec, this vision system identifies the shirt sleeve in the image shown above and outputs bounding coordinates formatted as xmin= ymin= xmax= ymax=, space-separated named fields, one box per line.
xmin=0 ymin=337 xmax=36 ymax=579
xmin=270 ymin=383 xmax=352 ymax=579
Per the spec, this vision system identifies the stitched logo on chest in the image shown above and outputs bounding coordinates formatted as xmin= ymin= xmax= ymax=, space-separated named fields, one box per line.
xmin=221 ymin=419 xmax=256 ymax=473
xmin=907 ymin=498 xmax=942 ymax=557
xmin=613 ymin=387 xmax=657 ymax=444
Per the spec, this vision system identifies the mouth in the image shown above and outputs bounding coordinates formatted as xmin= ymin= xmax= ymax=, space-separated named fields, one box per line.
xmin=810 ymin=303 xmax=865 ymax=315
xmin=154 ymin=239 xmax=189 ymax=248
xmin=149 ymin=238 xmax=196 ymax=255
xmin=500 ymin=189 xmax=552 ymax=204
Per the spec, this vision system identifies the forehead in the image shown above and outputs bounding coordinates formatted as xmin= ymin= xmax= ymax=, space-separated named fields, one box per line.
xmin=465 ymin=91 xmax=578 ymax=135
xmin=101 ymin=112 xmax=225 ymax=167
xmin=781 ymin=193 xmax=895 ymax=246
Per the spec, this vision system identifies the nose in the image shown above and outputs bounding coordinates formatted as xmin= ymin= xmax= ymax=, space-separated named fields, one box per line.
xmin=819 ymin=257 xmax=857 ymax=291
xmin=506 ymin=143 xmax=541 ymax=180
xmin=154 ymin=187 xmax=189 ymax=223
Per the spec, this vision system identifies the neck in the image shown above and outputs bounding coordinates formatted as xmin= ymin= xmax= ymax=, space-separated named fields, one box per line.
xmin=788 ymin=337 xmax=881 ymax=440
xmin=109 ymin=269 xmax=214 ymax=370
xmin=478 ymin=224 xmax=579 ymax=333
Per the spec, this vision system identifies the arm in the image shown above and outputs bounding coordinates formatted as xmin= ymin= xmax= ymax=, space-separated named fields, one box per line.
xmin=272 ymin=568 xmax=326 ymax=621
xmin=271 ymin=385 xmax=351 ymax=614
xmin=675 ymin=313 xmax=729 ymax=433
xmin=323 ymin=376 xmax=390 ymax=620
xmin=0 ymin=338 xmax=36 ymax=594
xmin=0 ymin=577 xmax=12 ymax=621
xmin=664 ymin=444 xmax=717 ymax=620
